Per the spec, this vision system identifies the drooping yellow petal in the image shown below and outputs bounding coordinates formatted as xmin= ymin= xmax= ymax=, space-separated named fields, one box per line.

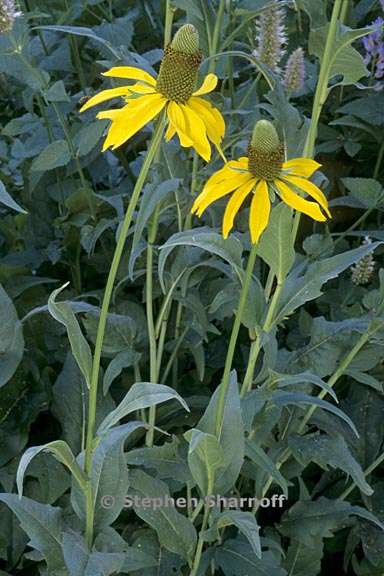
xmin=102 ymin=66 xmax=156 ymax=86
xmin=275 ymin=179 xmax=326 ymax=222
xmin=97 ymin=108 xmax=127 ymax=120
xmin=165 ymin=121 xmax=176 ymax=142
xmin=188 ymin=97 xmax=225 ymax=150
xmin=283 ymin=158 xmax=321 ymax=178
xmin=222 ymin=179 xmax=255 ymax=239
xmin=193 ymin=73 xmax=218 ymax=96
xmin=192 ymin=172 xmax=255 ymax=217
xmin=282 ymin=175 xmax=331 ymax=217
xmin=249 ymin=180 xmax=271 ymax=244
xmin=167 ymin=102 xmax=193 ymax=147
xmin=179 ymin=104 xmax=212 ymax=161
xmin=102 ymin=93 xmax=166 ymax=150
xmin=79 ymin=86 xmax=132 ymax=112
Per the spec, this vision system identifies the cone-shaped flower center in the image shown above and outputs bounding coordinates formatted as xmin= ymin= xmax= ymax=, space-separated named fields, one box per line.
xmin=156 ymin=24 xmax=202 ymax=104
xmin=247 ymin=119 xmax=284 ymax=180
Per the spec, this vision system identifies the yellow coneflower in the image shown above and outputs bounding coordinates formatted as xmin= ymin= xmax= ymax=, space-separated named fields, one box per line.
xmin=80 ymin=24 xmax=225 ymax=162
xmin=192 ymin=119 xmax=331 ymax=243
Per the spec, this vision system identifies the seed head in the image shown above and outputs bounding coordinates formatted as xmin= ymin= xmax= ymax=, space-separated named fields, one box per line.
xmin=156 ymin=24 xmax=202 ymax=104
xmin=171 ymin=24 xmax=199 ymax=54
xmin=351 ymin=237 xmax=375 ymax=285
xmin=253 ymin=0 xmax=287 ymax=71
xmin=0 ymin=0 xmax=21 ymax=34
xmin=283 ymin=47 xmax=305 ymax=93
xmin=248 ymin=119 xmax=284 ymax=180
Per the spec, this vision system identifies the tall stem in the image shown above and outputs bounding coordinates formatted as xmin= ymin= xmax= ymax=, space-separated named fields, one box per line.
xmin=208 ymin=0 xmax=226 ymax=73
xmin=240 ymin=281 xmax=283 ymax=397
xmin=215 ymin=242 xmax=258 ymax=438
xmin=84 ymin=114 xmax=166 ymax=547
xmin=146 ymin=205 xmax=161 ymax=447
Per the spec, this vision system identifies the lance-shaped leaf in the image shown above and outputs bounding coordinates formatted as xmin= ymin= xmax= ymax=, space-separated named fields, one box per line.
xmin=48 ymin=283 xmax=93 ymax=388
xmin=0 ymin=284 xmax=24 ymax=388
xmin=17 ymin=440 xmax=87 ymax=497
xmin=97 ymin=382 xmax=189 ymax=435
xmin=185 ymin=429 xmax=225 ymax=495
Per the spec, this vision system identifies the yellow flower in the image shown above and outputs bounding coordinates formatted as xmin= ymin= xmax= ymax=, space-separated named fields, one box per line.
xmin=191 ymin=119 xmax=331 ymax=244
xmin=79 ymin=24 xmax=225 ymax=162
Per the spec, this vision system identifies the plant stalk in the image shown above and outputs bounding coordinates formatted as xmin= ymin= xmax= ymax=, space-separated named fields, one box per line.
xmin=84 ymin=114 xmax=166 ymax=548
xmin=215 ymin=242 xmax=258 ymax=438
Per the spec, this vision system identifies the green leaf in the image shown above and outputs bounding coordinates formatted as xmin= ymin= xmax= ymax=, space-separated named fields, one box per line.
xmin=197 ymin=371 xmax=245 ymax=493
xmin=217 ymin=511 xmax=261 ymax=559
xmin=159 ymin=228 xmax=243 ymax=292
xmin=128 ymin=469 xmax=197 ymax=562
xmin=309 ymin=24 xmax=371 ymax=88
xmin=131 ymin=178 xmax=181 ymax=261
xmin=283 ymin=540 xmax=323 ymax=576
xmin=48 ymin=283 xmax=93 ymax=388
xmin=245 ymin=440 xmax=290 ymax=497
xmin=272 ymin=391 xmax=359 ymax=436
xmin=72 ymin=422 xmax=146 ymax=530
xmin=17 ymin=440 xmax=87 ymax=497
xmin=185 ymin=429 xmax=225 ymax=495
xmin=0 ymin=494 xmax=64 ymax=573
xmin=31 ymin=140 xmax=71 ymax=172
xmin=275 ymin=242 xmax=382 ymax=324
xmin=75 ymin=120 xmax=108 ymax=157
xmin=279 ymin=497 xmax=384 ymax=549
xmin=44 ymin=80 xmax=70 ymax=103
xmin=126 ymin=437 xmax=191 ymax=483
xmin=97 ymin=382 xmax=189 ymax=435
xmin=289 ymin=433 xmax=373 ymax=496
xmin=103 ymin=350 xmax=141 ymax=394
xmin=36 ymin=25 xmax=120 ymax=58
xmin=62 ymin=531 xmax=125 ymax=576
xmin=258 ymin=203 xmax=295 ymax=283
xmin=0 ymin=284 xmax=24 ymax=388
xmin=342 ymin=177 xmax=383 ymax=209
xmin=215 ymin=539 xmax=287 ymax=576
xmin=270 ymin=370 xmax=338 ymax=402
xmin=296 ymin=0 xmax=327 ymax=26
xmin=0 ymin=180 xmax=27 ymax=213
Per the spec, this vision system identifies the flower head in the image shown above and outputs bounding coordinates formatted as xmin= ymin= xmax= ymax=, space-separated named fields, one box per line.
xmin=351 ymin=237 xmax=375 ymax=285
xmin=191 ymin=119 xmax=331 ymax=244
xmin=283 ymin=47 xmax=305 ymax=93
xmin=80 ymin=24 xmax=225 ymax=162
xmin=0 ymin=0 xmax=21 ymax=34
xmin=253 ymin=0 xmax=286 ymax=71
xmin=362 ymin=17 xmax=384 ymax=79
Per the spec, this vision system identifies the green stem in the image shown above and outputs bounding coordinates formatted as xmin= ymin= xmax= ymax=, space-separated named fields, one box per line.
xmin=84 ymin=114 xmax=166 ymax=548
xmin=215 ymin=243 xmax=258 ymax=438
xmin=373 ymin=139 xmax=384 ymax=180
xmin=240 ymin=281 xmax=283 ymax=397
xmin=208 ymin=0 xmax=226 ymax=73
xmin=238 ymin=73 xmax=261 ymax=109
xmin=190 ymin=499 xmax=211 ymax=576
xmin=303 ymin=0 xmax=343 ymax=158
xmin=146 ymin=205 xmax=161 ymax=447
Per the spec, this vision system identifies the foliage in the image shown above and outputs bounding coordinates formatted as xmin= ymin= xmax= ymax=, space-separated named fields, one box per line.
xmin=0 ymin=1 xmax=383 ymax=575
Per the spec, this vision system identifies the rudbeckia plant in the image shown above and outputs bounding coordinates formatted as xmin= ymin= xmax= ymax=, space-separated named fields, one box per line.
xmin=80 ymin=24 xmax=225 ymax=161
xmin=192 ymin=119 xmax=331 ymax=243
